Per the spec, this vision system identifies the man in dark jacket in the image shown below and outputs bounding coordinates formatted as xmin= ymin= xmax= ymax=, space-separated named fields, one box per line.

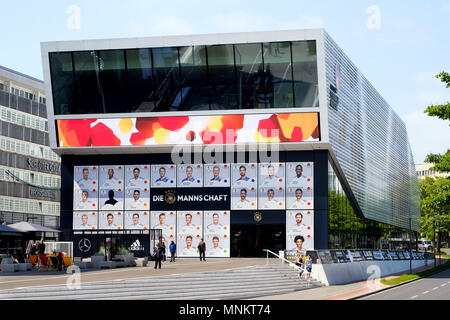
xmin=37 ymin=239 xmax=46 ymax=255
xmin=153 ymin=243 xmax=164 ymax=269
xmin=198 ymin=238 xmax=206 ymax=261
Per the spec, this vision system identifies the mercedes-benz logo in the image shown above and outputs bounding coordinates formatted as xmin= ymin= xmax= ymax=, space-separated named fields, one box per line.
xmin=78 ymin=238 xmax=91 ymax=252
xmin=164 ymin=191 xmax=176 ymax=204
xmin=254 ymin=212 xmax=262 ymax=222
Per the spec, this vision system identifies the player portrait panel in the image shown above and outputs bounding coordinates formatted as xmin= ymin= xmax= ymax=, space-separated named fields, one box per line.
xmin=286 ymin=186 xmax=313 ymax=210
xmin=231 ymin=163 xmax=257 ymax=188
xmin=125 ymin=165 xmax=150 ymax=189
xmin=99 ymin=188 xmax=124 ymax=210
xmin=286 ymin=162 xmax=313 ymax=189
xmin=177 ymin=234 xmax=200 ymax=257
xmin=73 ymin=211 xmax=98 ymax=230
xmin=177 ymin=211 xmax=203 ymax=236
xmin=258 ymin=163 xmax=285 ymax=188
xmin=99 ymin=165 xmax=124 ymax=189
xmin=124 ymin=211 xmax=149 ymax=230
xmin=258 ymin=187 xmax=285 ymax=210
xmin=177 ymin=164 xmax=203 ymax=188
xmin=204 ymin=164 xmax=230 ymax=187
xmin=204 ymin=211 xmax=230 ymax=236
xmin=151 ymin=165 xmax=176 ymax=188
xmin=73 ymin=188 xmax=98 ymax=211
xmin=98 ymin=211 xmax=124 ymax=230
xmin=125 ymin=188 xmax=150 ymax=210
xmin=231 ymin=187 xmax=257 ymax=210
xmin=205 ymin=234 xmax=229 ymax=257
xmin=74 ymin=166 xmax=98 ymax=192
xmin=151 ymin=211 xmax=176 ymax=242
xmin=285 ymin=210 xmax=314 ymax=253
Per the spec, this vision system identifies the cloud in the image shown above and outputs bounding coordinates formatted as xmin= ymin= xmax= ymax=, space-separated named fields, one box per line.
xmin=402 ymin=109 xmax=449 ymax=164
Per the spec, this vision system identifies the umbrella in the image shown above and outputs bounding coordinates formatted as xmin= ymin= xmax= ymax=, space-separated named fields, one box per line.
xmin=7 ymin=221 xmax=61 ymax=233
xmin=0 ymin=224 xmax=24 ymax=233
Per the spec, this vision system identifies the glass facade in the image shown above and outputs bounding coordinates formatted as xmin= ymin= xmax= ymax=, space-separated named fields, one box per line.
xmin=49 ymin=41 xmax=318 ymax=115
xmin=328 ymin=161 xmax=413 ymax=250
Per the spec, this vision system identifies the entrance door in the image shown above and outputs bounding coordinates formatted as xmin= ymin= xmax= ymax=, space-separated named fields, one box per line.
xmin=104 ymin=235 xmax=121 ymax=260
xmin=231 ymin=224 xmax=285 ymax=257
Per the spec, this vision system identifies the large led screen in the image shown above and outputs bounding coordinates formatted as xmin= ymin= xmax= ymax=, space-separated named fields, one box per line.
xmin=57 ymin=113 xmax=320 ymax=147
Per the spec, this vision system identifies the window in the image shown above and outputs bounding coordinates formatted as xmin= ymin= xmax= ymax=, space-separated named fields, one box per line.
xmin=206 ymin=44 xmax=238 ymax=110
xmin=263 ymin=42 xmax=294 ymax=108
xmin=152 ymin=47 xmax=181 ymax=112
xmin=234 ymin=43 xmax=264 ymax=109
xmin=179 ymin=46 xmax=209 ymax=111
xmin=98 ymin=50 xmax=128 ymax=113
xmin=49 ymin=52 xmax=74 ymax=114
xmin=291 ymin=41 xmax=319 ymax=107
xmin=73 ymin=51 xmax=103 ymax=114
xmin=126 ymin=48 xmax=155 ymax=112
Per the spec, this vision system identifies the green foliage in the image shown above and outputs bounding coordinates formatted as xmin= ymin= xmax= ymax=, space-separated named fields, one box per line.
xmin=419 ymin=177 xmax=450 ymax=241
xmin=424 ymin=150 xmax=450 ymax=173
xmin=116 ymin=248 xmax=130 ymax=255
xmin=93 ymin=246 xmax=105 ymax=256
xmin=424 ymin=71 xmax=450 ymax=123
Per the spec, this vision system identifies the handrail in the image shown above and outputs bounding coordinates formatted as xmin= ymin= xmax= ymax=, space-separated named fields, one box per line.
xmin=263 ymin=249 xmax=300 ymax=269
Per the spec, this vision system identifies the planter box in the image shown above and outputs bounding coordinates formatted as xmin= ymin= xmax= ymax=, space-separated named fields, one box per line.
xmin=90 ymin=255 xmax=105 ymax=268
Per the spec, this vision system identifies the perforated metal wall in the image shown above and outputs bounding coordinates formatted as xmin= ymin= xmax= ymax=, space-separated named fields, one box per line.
xmin=324 ymin=31 xmax=420 ymax=231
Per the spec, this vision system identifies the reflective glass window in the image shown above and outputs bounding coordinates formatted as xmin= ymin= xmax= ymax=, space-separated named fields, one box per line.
xmin=152 ymin=47 xmax=181 ymax=112
xmin=234 ymin=43 xmax=264 ymax=109
xmin=49 ymin=52 xmax=74 ymax=115
xmin=126 ymin=48 xmax=155 ymax=112
xmin=98 ymin=50 xmax=128 ymax=113
xmin=206 ymin=44 xmax=238 ymax=110
xmin=292 ymin=41 xmax=319 ymax=107
xmin=179 ymin=46 xmax=209 ymax=111
xmin=73 ymin=51 xmax=103 ymax=114
xmin=263 ymin=42 xmax=294 ymax=108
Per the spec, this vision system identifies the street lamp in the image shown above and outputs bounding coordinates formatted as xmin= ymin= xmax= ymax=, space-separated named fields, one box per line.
xmin=433 ymin=216 xmax=436 ymax=268
xmin=409 ymin=217 xmax=412 ymax=274
xmin=438 ymin=217 xmax=441 ymax=266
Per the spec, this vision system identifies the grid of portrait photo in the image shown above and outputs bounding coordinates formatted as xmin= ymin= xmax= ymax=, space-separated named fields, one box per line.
xmin=72 ymin=162 xmax=314 ymax=251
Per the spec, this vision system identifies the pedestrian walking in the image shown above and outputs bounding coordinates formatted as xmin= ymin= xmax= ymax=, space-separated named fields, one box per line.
xmin=198 ymin=238 xmax=206 ymax=261
xmin=296 ymin=253 xmax=305 ymax=279
xmin=169 ymin=241 xmax=176 ymax=262
xmin=153 ymin=243 xmax=164 ymax=269
xmin=305 ymin=255 xmax=313 ymax=279
xmin=37 ymin=238 xmax=46 ymax=267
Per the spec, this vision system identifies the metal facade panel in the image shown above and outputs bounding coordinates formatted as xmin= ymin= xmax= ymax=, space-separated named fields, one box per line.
xmin=324 ymin=31 xmax=419 ymax=231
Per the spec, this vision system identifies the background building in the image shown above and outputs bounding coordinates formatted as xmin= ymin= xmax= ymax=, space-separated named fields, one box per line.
xmin=40 ymin=29 xmax=420 ymax=257
xmin=416 ymin=163 xmax=450 ymax=180
xmin=0 ymin=65 xmax=61 ymax=229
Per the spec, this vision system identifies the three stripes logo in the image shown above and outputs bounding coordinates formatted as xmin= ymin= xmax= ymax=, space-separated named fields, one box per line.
xmin=129 ymin=239 xmax=144 ymax=251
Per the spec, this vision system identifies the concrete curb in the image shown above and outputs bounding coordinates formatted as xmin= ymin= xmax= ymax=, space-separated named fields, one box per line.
xmin=349 ymin=262 xmax=450 ymax=300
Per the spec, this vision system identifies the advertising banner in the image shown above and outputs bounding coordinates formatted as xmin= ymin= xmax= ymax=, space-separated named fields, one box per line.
xmin=204 ymin=211 xmax=230 ymax=258
xmin=151 ymin=165 xmax=176 ymax=188
xmin=177 ymin=164 xmax=203 ymax=188
xmin=204 ymin=164 xmax=230 ymax=187
xmin=177 ymin=211 xmax=203 ymax=257
xmin=73 ymin=166 xmax=98 ymax=210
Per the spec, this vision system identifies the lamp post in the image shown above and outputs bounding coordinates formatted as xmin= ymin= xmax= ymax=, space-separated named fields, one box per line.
xmin=409 ymin=217 xmax=412 ymax=274
xmin=438 ymin=217 xmax=441 ymax=266
xmin=433 ymin=216 xmax=436 ymax=268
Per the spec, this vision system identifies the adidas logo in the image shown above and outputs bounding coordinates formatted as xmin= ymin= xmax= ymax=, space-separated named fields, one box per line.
xmin=129 ymin=239 xmax=144 ymax=251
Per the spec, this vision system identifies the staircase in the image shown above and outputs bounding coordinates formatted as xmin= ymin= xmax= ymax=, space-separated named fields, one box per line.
xmin=0 ymin=264 xmax=323 ymax=300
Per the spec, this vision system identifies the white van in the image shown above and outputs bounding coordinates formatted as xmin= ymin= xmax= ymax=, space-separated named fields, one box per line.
xmin=418 ymin=239 xmax=433 ymax=251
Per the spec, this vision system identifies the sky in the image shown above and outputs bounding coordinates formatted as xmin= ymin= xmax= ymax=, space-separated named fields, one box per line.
xmin=0 ymin=0 xmax=448 ymax=164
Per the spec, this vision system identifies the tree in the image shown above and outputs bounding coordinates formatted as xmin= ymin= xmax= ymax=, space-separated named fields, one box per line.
xmin=424 ymin=71 xmax=450 ymax=122
xmin=420 ymin=177 xmax=450 ymax=251
xmin=423 ymin=71 xmax=450 ymax=172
